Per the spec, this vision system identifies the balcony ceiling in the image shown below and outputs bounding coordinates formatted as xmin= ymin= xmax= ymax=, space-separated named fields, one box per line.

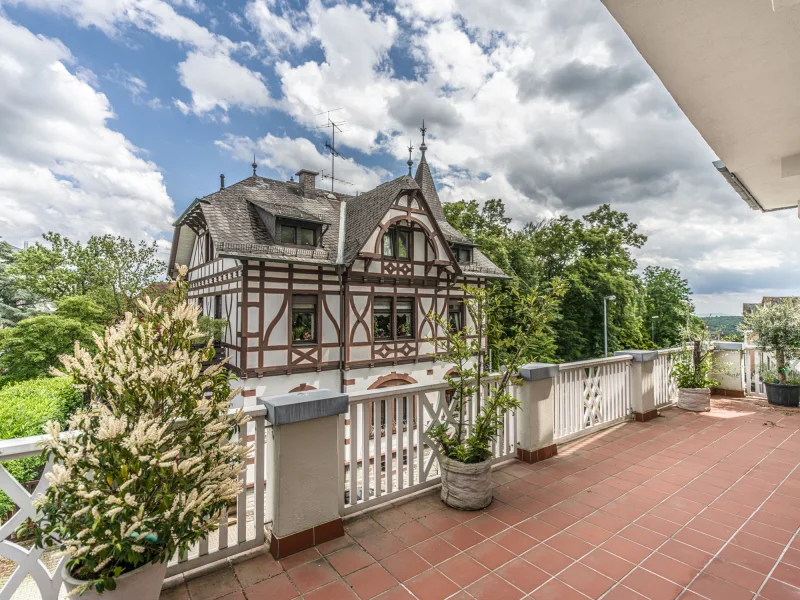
xmin=601 ymin=0 xmax=800 ymax=213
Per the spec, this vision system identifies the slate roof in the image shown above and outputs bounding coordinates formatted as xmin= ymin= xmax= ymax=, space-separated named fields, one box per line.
xmin=174 ymin=160 xmax=506 ymax=277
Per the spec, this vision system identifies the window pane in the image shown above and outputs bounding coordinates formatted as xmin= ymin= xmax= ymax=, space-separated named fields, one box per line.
xmin=397 ymin=230 xmax=409 ymax=258
xmin=374 ymin=313 xmax=391 ymax=339
xmin=280 ymin=226 xmax=295 ymax=244
xmin=448 ymin=301 xmax=463 ymax=332
xmin=299 ymin=228 xmax=315 ymax=246
xmin=397 ymin=299 xmax=413 ymax=338
xmin=292 ymin=296 xmax=316 ymax=342
xmin=382 ymin=232 xmax=394 ymax=256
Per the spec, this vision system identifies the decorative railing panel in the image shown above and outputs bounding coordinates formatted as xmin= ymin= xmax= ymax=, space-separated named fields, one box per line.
xmin=654 ymin=348 xmax=680 ymax=407
xmin=342 ymin=376 xmax=517 ymax=515
xmin=554 ymin=356 xmax=632 ymax=443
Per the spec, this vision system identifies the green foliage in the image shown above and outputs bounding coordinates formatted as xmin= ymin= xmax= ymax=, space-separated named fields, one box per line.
xmin=443 ymin=200 xmax=674 ymax=361
xmin=740 ymin=300 xmax=800 ymax=384
xmin=0 ymin=240 xmax=40 ymax=327
xmin=759 ymin=367 xmax=800 ymax=386
xmin=8 ymin=232 xmax=165 ymax=317
xmin=23 ymin=267 xmax=249 ymax=594
xmin=0 ymin=378 xmax=83 ymax=518
xmin=643 ymin=266 xmax=693 ymax=347
xmin=701 ymin=316 xmax=743 ymax=339
xmin=197 ymin=316 xmax=227 ymax=345
xmin=672 ymin=342 xmax=719 ymax=389
xmin=427 ymin=281 xmax=565 ymax=464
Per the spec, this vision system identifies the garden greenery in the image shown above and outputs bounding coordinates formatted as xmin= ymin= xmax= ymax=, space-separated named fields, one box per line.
xmin=740 ymin=299 xmax=800 ymax=385
xmin=21 ymin=266 xmax=250 ymax=595
xmin=427 ymin=280 xmax=565 ymax=464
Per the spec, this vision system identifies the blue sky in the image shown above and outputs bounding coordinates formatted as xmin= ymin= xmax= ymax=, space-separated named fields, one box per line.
xmin=1 ymin=0 xmax=798 ymax=315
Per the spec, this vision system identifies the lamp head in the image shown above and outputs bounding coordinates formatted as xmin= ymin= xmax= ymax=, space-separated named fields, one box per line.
xmin=605 ymin=295 xmax=616 ymax=301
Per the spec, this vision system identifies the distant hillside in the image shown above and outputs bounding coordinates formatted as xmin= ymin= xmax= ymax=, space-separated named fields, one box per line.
xmin=701 ymin=315 xmax=743 ymax=337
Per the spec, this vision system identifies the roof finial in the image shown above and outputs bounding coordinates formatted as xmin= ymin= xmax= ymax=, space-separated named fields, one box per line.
xmin=252 ymin=154 xmax=258 ymax=176
xmin=407 ymin=140 xmax=414 ymax=176
xmin=420 ymin=119 xmax=427 ymax=154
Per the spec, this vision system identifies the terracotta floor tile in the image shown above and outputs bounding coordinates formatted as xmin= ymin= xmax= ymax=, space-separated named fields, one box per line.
xmin=522 ymin=543 xmax=574 ymax=575
xmin=466 ymin=539 xmax=516 ymax=570
xmin=621 ymin=567 xmax=683 ymax=600
xmin=546 ymin=532 xmax=595 ymax=560
xmin=687 ymin=516 xmax=737 ymax=541
xmin=416 ymin=512 xmax=459 ymax=535
xmin=580 ymin=549 xmax=635 ymax=580
xmin=437 ymin=553 xmax=490 ymax=588
xmin=358 ymin=532 xmax=407 ymax=561
xmin=508 ymin=494 xmax=550 ymax=515
xmin=489 ymin=504 xmax=530 ymax=526
xmin=242 ymin=573 xmax=299 ymax=600
xmin=397 ymin=498 xmax=440 ymax=519
xmin=528 ymin=578 xmax=588 ymax=600
xmin=495 ymin=557 xmax=550 ymax=593
xmin=188 ymin=567 xmax=241 ymax=600
xmin=302 ymin=579 xmax=359 ymax=600
xmin=280 ymin=548 xmax=322 ymax=571
xmin=600 ymin=536 xmax=652 ymax=564
xmin=774 ymin=562 xmax=800 ymax=589
xmin=233 ymin=553 xmax=284 ymax=587
xmin=740 ymin=520 xmax=794 ymax=545
xmin=492 ymin=528 xmax=539 ymax=555
xmin=704 ymin=557 xmax=766 ymax=592
xmin=372 ymin=507 xmax=414 ymax=531
xmin=567 ymin=521 xmax=614 ymax=546
xmin=674 ymin=527 xmax=727 ymax=554
xmin=635 ymin=515 xmax=681 ymax=538
xmin=390 ymin=521 xmax=434 ymax=547
xmin=558 ymin=562 xmax=615 ymax=599
xmin=465 ymin=514 xmax=509 ymax=537
xmin=688 ymin=572 xmax=753 ymax=600
xmin=584 ymin=511 xmax=630 ymax=534
xmin=640 ymin=552 xmax=698 ymax=587
xmin=618 ymin=525 xmax=667 ymax=550
xmin=345 ymin=563 xmax=398 ymax=600
xmin=537 ymin=508 xmax=581 ymax=530
xmin=404 ymin=568 xmax=460 ymax=600
xmin=601 ymin=585 xmax=648 ymax=600
xmin=760 ymin=577 xmax=800 ymax=600
xmin=556 ymin=499 xmax=597 ymax=519
xmin=466 ymin=572 xmax=525 ymax=600
xmin=373 ymin=586 xmax=414 ymax=599
xmin=410 ymin=537 xmax=458 ymax=566
xmin=515 ymin=517 xmax=561 ymax=542
xmin=327 ymin=546 xmax=376 ymax=577
xmin=287 ymin=559 xmax=339 ymax=594
xmin=438 ymin=524 xmax=485 ymax=550
xmin=317 ymin=535 xmax=357 ymax=556
xmin=719 ymin=543 xmax=777 ymax=574
xmin=658 ymin=539 xmax=712 ymax=570
xmin=731 ymin=530 xmax=785 ymax=559
xmin=379 ymin=550 xmax=430 ymax=582
xmin=345 ymin=518 xmax=387 ymax=541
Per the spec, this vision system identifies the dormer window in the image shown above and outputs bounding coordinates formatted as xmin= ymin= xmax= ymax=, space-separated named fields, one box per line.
xmin=278 ymin=219 xmax=318 ymax=247
xmin=452 ymin=245 xmax=472 ymax=264
xmin=382 ymin=226 xmax=410 ymax=259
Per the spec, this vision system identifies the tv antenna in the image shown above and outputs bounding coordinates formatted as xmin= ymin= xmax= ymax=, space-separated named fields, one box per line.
xmin=316 ymin=108 xmax=348 ymax=192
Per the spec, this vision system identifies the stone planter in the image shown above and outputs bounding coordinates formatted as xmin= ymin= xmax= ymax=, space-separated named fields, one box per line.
xmin=62 ymin=559 xmax=167 ymax=600
xmin=678 ymin=387 xmax=711 ymax=412
xmin=439 ymin=454 xmax=493 ymax=510
xmin=764 ymin=382 xmax=800 ymax=407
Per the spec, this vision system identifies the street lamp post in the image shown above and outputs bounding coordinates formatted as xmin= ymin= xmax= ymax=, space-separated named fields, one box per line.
xmin=651 ymin=315 xmax=660 ymax=344
xmin=604 ymin=295 xmax=616 ymax=357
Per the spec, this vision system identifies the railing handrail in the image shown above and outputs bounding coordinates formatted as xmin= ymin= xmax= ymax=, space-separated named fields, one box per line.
xmin=558 ymin=354 xmax=633 ymax=370
xmin=658 ymin=347 xmax=682 ymax=355
xmin=0 ymin=403 xmax=268 ymax=462
xmin=347 ymin=373 xmax=505 ymax=404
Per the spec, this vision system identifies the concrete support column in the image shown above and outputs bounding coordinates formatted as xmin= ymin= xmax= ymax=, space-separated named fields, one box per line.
xmin=516 ymin=363 xmax=559 ymax=463
xmin=259 ymin=389 xmax=348 ymax=559
xmin=615 ymin=350 xmax=658 ymax=421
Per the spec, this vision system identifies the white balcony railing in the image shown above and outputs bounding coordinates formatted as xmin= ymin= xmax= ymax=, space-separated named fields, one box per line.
xmin=654 ymin=348 xmax=681 ymax=407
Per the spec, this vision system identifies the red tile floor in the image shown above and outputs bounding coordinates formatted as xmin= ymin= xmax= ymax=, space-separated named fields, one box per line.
xmin=162 ymin=397 xmax=800 ymax=600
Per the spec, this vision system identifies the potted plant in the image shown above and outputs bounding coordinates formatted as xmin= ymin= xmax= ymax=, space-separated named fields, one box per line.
xmin=740 ymin=299 xmax=800 ymax=407
xmin=21 ymin=265 xmax=250 ymax=598
xmin=673 ymin=330 xmax=719 ymax=411
xmin=427 ymin=280 xmax=564 ymax=510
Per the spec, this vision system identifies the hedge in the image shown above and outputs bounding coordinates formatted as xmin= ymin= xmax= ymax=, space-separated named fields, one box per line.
xmin=0 ymin=377 xmax=84 ymax=518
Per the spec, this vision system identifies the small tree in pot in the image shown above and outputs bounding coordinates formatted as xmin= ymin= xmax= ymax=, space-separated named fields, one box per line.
xmin=740 ymin=299 xmax=800 ymax=407
xmin=20 ymin=266 xmax=250 ymax=599
xmin=427 ymin=280 xmax=564 ymax=510
xmin=673 ymin=338 xmax=719 ymax=412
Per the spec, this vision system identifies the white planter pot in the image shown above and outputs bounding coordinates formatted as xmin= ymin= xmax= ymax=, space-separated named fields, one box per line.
xmin=62 ymin=560 xmax=167 ymax=600
xmin=678 ymin=388 xmax=711 ymax=412
xmin=439 ymin=455 xmax=493 ymax=511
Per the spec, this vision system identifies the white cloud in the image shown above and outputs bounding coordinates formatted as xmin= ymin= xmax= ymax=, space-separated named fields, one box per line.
xmin=244 ymin=0 xmax=311 ymax=54
xmin=0 ymin=16 xmax=174 ymax=247
xmin=106 ymin=67 xmax=166 ymax=109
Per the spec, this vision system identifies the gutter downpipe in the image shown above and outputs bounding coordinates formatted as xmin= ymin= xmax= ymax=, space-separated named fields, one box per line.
xmin=337 ymin=200 xmax=347 ymax=393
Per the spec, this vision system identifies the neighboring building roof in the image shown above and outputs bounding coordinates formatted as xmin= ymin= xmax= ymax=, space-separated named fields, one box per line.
xmin=172 ymin=146 xmax=506 ymax=277
xmin=743 ymin=296 xmax=800 ymax=314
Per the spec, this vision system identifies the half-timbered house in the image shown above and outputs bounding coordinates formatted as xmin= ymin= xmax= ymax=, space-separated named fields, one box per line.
xmin=168 ymin=136 xmax=506 ymax=403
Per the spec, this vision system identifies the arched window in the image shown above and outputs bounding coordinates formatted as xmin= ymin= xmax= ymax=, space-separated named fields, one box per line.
xmin=382 ymin=226 xmax=411 ymax=259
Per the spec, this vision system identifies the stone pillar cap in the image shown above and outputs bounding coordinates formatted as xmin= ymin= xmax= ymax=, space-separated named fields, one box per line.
xmin=714 ymin=342 xmax=744 ymax=351
xmin=258 ymin=389 xmax=348 ymax=425
xmin=614 ymin=350 xmax=658 ymax=363
xmin=519 ymin=362 xmax=559 ymax=381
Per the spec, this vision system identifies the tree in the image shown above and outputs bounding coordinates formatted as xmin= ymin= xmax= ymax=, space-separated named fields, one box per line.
xmin=740 ymin=299 xmax=800 ymax=384
xmin=0 ymin=240 xmax=39 ymax=327
xmin=0 ymin=297 xmax=107 ymax=382
xmin=8 ymin=233 xmax=165 ymax=316
xmin=642 ymin=266 xmax=693 ymax=348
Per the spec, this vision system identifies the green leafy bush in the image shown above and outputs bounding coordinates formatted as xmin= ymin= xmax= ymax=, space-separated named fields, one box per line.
xmin=759 ymin=367 xmax=800 ymax=386
xmin=0 ymin=378 xmax=83 ymax=518
xmin=673 ymin=341 xmax=719 ymax=389
xmin=196 ymin=315 xmax=227 ymax=345
xmin=740 ymin=299 xmax=800 ymax=384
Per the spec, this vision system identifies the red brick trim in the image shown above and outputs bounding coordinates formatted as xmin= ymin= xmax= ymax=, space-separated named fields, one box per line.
xmin=269 ymin=518 xmax=344 ymax=559
xmin=368 ymin=372 xmax=418 ymax=390
xmin=516 ymin=443 xmax=558 ymax=464
xmin=711 ymin=388 xmax=746 ymax=398
xmin=343 ymin=379 xmax=355 ymax=386
xmin=633 ymin=409 xmax=660 ymax=422
xmin=242 ymin=389 xmax=257 ymax=397
xmin=426 ymin=369 xmax=434 ymax=375
xmin=289 ymin=383 xmax=317 ymax=393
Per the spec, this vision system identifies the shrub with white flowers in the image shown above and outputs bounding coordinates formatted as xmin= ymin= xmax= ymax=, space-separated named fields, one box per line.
xmin=22 ymin=266 xmax=249 ymax=595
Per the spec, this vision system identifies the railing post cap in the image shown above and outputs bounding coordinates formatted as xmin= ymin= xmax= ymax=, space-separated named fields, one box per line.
xmin=714 ymin=342 xmax=744 ymax=351
xmin=519 ymin=362 xmax=559 ymax=381
xmin=614 ymin=350 xmax=658 ymax=363
xmin=257 ymin=389 xmax=348 ymax=425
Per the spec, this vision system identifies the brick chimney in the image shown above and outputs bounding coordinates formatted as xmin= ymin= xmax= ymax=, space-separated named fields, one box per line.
xmin=295 ymin=169 xmax=318 ymax=197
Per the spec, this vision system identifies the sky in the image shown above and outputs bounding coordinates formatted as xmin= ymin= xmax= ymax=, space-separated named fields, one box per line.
xmin=0 ymin=0 xmax=798 ymax=316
